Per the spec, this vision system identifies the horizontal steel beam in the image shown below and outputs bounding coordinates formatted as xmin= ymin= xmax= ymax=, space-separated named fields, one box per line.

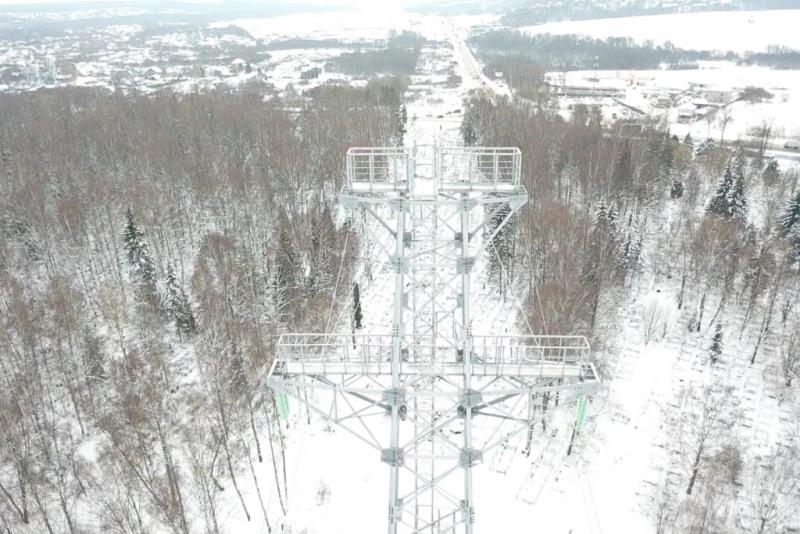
xmin=275 ymin=361 xmax=595 ymax=380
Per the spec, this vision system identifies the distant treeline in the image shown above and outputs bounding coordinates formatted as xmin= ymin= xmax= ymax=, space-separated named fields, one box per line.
xmin=326 ymin=30 xmax=425 ymax=76
xmin=500 ymin=0 xmax=800 ymax=27
xmin=479 ymin=54 xmax=547 ymax=103
xmin=470 ymin=30 xmax=800 ymax=73
xmin=265 ymin=38 xmax=368 ymax=50
xmin=742 ymin=46 xmax=800 ymax=69
xmin=469 ymin=31 xmax=724 ymax=71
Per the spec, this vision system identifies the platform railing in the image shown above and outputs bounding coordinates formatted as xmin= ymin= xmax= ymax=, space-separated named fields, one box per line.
xmin=436 ymin=147 xmax=521 ymax=190
xmin=346 ymin=147 xmax=413 ymax=191
xmin=273 ymin=333 xmax=594 ymax=380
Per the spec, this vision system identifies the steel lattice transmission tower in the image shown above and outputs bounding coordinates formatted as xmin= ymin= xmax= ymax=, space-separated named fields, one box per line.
xmin=266 ymin=145 xmax=600 ymax=533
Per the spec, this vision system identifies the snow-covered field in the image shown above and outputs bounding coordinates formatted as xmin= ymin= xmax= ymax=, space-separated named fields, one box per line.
xmin=546 ymin=62 xmax=800 ymax=146
xmin=216 ymin=9 xmax=413 ymax=42
xmin=216 ymin=12 xmax=495 ymax=43
xmin=260 ymin=13 xmax=800 ymax=534
xmin=2 ymin=5 xmax=799 ymax=534
xmin=521 ymin=9 xmax=800 ymax=53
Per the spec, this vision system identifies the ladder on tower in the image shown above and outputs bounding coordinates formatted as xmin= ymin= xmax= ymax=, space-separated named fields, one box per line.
xmin=265 ymin=145 xmax=600 ymax=534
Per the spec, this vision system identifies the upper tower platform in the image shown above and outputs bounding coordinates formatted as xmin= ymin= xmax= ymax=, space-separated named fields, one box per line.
xmin=342 ymin=145 xmax=524 ymax=197
xmin=345 ymin=147 xmax=414 ymax=193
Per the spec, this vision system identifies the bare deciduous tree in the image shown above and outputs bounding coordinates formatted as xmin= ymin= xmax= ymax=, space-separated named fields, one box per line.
xmin=781 ymin=331 xmax=800 ymax=387
xmin=743 ymin=447 xmax=799 ymax=534
xmin=675 ymin=386 xmax=733 ymax=495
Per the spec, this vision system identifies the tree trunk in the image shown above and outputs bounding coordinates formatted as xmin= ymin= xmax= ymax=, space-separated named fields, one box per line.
xmin=246 ymin=443 xmax=271 ymax=533
xmin=677 ymin=272 xmax=687 ymax=310
xmin=687 ymin=446 xmax=703 ymax=495
xmin=751 ymin=268 xmax=782 ymax=365
xmin=697 ymin=289 xmax=708 ymax=332
xmin=266 ymin=416 xmax=287 ymax=515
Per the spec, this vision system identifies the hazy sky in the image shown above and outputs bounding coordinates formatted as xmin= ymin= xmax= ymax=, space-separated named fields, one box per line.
xmin=0 ymin=0 xmax=410 ymax=6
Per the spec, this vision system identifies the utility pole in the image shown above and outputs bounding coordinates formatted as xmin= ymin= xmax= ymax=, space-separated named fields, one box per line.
xmin=267 ymin=145 xmax=599 ymax=533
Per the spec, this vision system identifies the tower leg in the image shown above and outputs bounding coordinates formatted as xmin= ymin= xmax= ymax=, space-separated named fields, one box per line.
xmin=459 ymin=195 xmax=475 ymax=534
xmin=387 ymin=198 xmax=407 ymax=534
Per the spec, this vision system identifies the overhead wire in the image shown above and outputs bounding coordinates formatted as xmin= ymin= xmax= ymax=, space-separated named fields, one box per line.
xmin=272 ymin=217 xmax=355 ymax=522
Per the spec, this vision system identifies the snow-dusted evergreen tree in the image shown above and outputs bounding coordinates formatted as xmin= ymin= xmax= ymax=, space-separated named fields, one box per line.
xmin=274 ymin=214 xmax=300 ymax=314
xmin=306 ymin=204 xmax=336 ymax=295
xmin=397 ymin=104 xmax=408 ymax=143
xmin=731 ymin=147 xmax=747 ymax=179
xmin=782 ymin=190 xmax=800 ymax=262
xmin=352 ymin=282 xmax=363 ymax=329
xmin=164 ymin=263 xmax=196 ymax=337
xmin=728 ymin=164 xmax=747 ymax=220
xmin=727 ymin=148 xmax=748 ymax=219
xmin=762 ymin=158 xmax=780 ymax=186
xmin=780 ymin=190 xmax=800 ymax=237
xmin=485 ymin=204 xmax=515 ymax=298
xmin=707 ymin=166 xmax=733 ymax=216
xmin=612 ymin=140 xmax=633 ymax=193
xmin=788 ymin=227 xmax=800 ymax=264
xmin=683 ymin=132 xmax=694 ymax=153
xmin=593 ymin=203 xmax=618 ymax=238
xmin=123 ymin=207 xmax=158 ymax=302
xmin=617 ymin=212 xmax=643 ymax=277
xmin=658 ymin=136 xmax=674 ymax=182
xmin=695 ymin=138 xmax=715 ymax=158
xmin=709 ymin=323 xmax=723 ymax=364
xmin=707 ymin=161 xmax=747 ymax=220
xmin=461 ymin=118 xmax=478 ymax=147
xmin=670 ymin=178 xmax=684 ymax=199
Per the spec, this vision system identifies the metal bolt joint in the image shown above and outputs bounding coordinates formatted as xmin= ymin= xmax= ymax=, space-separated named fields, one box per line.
xmin=459 ymin=448 xmax=483 ymax=468
xmin=381 ymin=448 xmax=404 ymax=467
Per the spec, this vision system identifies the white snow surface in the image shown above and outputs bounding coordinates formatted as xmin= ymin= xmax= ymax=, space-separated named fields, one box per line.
xmin=215 ymin=11 xmax=495 ymax=42
xmin=546 ymin=62 xmax=800 ymax=146
xmin=5 ymin=6 xmax=793 ymax=534
xmin=521 ymin=9 xmax=800 ymax=53
xmin=224 ymin=11 xmax=800 ymax=534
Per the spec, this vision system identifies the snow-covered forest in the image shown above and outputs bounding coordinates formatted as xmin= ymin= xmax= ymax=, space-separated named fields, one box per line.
xmin=0 ymin=80 xmax=407 ymax=533
xmin=1 ymin=1 xmax=800 ymax=533
xmin=462 ymin=91 xmax=800 ymax=531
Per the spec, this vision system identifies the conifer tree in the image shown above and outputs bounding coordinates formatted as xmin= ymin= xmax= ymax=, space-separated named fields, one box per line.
xmin=707 ymin=166 xmax=733 ymax=217
xmin=683 ymin=132 xmax=693 ymax=152
xmin=485 ymin=204 xmax=515 ymax=298
xmin=729 ymin=165 xmax=747 ymax=220
xmin=123 ymin=208 xmax=158 ymax=303
xmin=762 ymin=158 xmax=780 ymax=186
xmin=617 ymin=213 xmax=643 ymax=276
xmin=709 ymin=323 xmax=723 ymax=364
xmin=592 ymin=203 xmax=618 ymax=242
xmin=275 ymin=214 xmax=300 ymax=315
xmin=780 ymin=190 xmax=800 ymax=237
xmin=164 ymin=263 xmax=196 ymax=337
xmin=731 ymin=147 xmax=746 ymax=179
xmin=353 ymin=282 xmax=363 ymax=329
xmin=695 ymin=138 xmax=715 ymax=158
xmin=612 ymin=140 xmax=633 ymax=193
xmin=782 ymin=190 xmax=800 ymax=262
xmin=670 ymin=178 xmax=684 ymax=199
xmin=396 ymin=104 xmax=408 ymax=144
xmin=707 ymin=161 xmax=747 ymax=220
xmin=658 ymin=137 xmax=674 ymax=182
xmin=461 ymin=119 xmax=477 ymax=147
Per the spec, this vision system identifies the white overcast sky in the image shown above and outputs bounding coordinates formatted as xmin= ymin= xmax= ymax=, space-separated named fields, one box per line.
xmin=0 ymin=0 xmax=412 ymax=6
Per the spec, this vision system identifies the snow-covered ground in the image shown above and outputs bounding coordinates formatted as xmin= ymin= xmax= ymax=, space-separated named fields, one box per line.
xmin=2 ymin=6 xmax=798 ymax=533
xmin=216 ymin=11 xmax=495 ymax=43
xmin=260 ymin=13 xmax=800 ymax=534
xmin=215 ymin=8 xmax=412 ymax=42
xmin=521 ymin=9 xmax=800 ymax=54
xmin=545 ymin=62 xmax=800 ymax=147
xmin=257 ymin=17 xmax=653 ymax=534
